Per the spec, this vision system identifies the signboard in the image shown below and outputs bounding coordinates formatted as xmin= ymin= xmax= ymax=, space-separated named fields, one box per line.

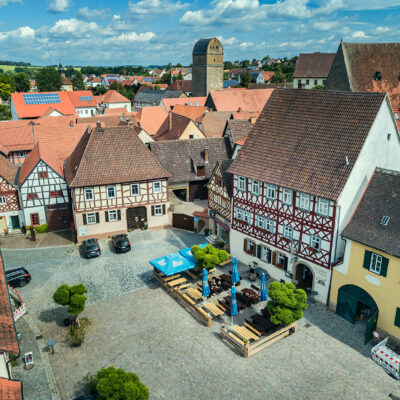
xmin=194 ymin=217 xmax=199 ymax=222
xmin=78 ymin=226 xmax=86 ymax=236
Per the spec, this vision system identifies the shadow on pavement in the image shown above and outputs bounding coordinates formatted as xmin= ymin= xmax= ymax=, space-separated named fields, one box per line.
xmin=38 ymin=306 xmax=70 ymax=327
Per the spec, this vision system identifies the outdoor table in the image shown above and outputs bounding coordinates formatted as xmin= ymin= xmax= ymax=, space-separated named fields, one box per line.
xmin=203 ymin=302 xmax=224 ymax=317
xmin=232 ymin=325 xmax=258 ymax=341
xmin=251 ymin=313 xmax=274 ymax=332
xmin=186 ymin=288 xmax=203 ymax=301
xmin=168 ymin=278 xmax=187 ymax=287
xmin=223 ymin=295 xmax=246 ymax=311
xmin=220 ymin=274 xmax=241 ymax=287
xmin=47 ymin=339 xmax=56 ymax=354
xmin=241 ymin=288 xmax=260 ymax=304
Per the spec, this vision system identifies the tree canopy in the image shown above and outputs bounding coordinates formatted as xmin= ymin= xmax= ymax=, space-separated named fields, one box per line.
xmin=53 ymin=283 xmax=87 ymax=317
xmin=266 ymin=282 xmax=307 ymax=325
xmin=191 ymin=244 xmax=229 ymax=271
xmin=239 ymin=71 xmax=252 ymax=88
xmin=14 ymin=72 xmax=30 ymax=92
xmin=36 ymin=67 xmax=61 ymax=92
xmin=71 ymin=70 xmax=86 ymax=91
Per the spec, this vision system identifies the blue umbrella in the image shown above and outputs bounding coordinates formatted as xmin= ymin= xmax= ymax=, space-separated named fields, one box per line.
xmin=202 ymin=268 xmax=210 ymax=299
xmin=231 ymin=257 xmax=240 ymax=285
xmin=260 ymin=273 xmax=268 ymax=302
xmin=230 ymin=286 xmax=238 ymax=326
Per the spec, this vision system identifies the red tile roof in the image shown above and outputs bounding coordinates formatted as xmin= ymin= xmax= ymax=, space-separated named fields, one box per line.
xmin=206 ymin=89 xmax=273 ymax=112
xmin=161 ymin=97 xmax=207 ymax=112
xmin=101 ymin=90 xmax=130 ymax=104
xmin=104 ymin=107 xmax=129 ymax=114
xmin=261 ymin=71 xmax=275 ymax=81
xmin=65 ymin=126 xmax=170 ymax=187
xmin=19 ymin=141 xmax=64 ymax=185
xmin=228 ymin=89 xmax=387 ymax=200
xmin=171 ymin=104 xmax=206 ymax=121
xmin=76 ymin=114 xmax=136 ymax=128
xmin=200 ymin=111 xmax=232 ymax=137
xmin=0 ymin=378 xmax=23 ymax=400
xmin=0 ymin=154 xmax=18 ymax=185
xmin=293 ymin=53 xmax=336 ymax=78
xmin=167 ymin=80 xmax=192 ymax=92
xmin=11 ymin=92 xmax=76 ymax=119
xmin=0 ymin=125 xmax=34 ymax=155
xmin=135 ymin=106 xmax=167 ymax=135
xmin=0 ymin=254 xmax=19 ymax=354
xmin=67 ymin=90 xmax=97 ymax=108
xmin=154 ymin=112 xmax=194 ymax=141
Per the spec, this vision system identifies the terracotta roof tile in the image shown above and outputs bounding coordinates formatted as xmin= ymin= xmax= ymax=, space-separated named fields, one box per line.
xmin=167 ymin=80 xmax=192 ymax=92
xmin=101 ymin=90 xmax=131 ymax=104
xmin=342 ymin=168 xmax=400 ymax=257
xmin=171 ymin=105 xmax=206 ymax=121
xmin=0 ymin=378 xmax=23 ymax=400
xmin=0 ymin=155 xmax=18 ymax=185
xmin=200 ymin=111 xmax=231 ymax=137
xmin=104 ymin=107 xmax=129 ymax=114
xmin=0 ymin=125 xmax=34 ymax=155
xmin=65 ymin=126 xmax=170 ymax=187
xmin=228 ymin=89 xmax=386 ymax=200
xmin=154 ymin=112 xmax=194 ymax=141
xmin=261 ymin=71 xmax=275 ymax=81
xmin=226 ymin=120 xmax=253 ymax=144
xmin=67 ymin=90 xmax=97 ymax=108
xmin=76 ymin=114 xmax=136 ymax=128
xmin=134 ymin=106 xmax=167 ymax=135
xmin=293 ymin=53 xmax=336 ymax=78
xmin=161 ymin=97 xmax=206 ymax=111
xmin=0 ymin=254 xmax=19 ymax=354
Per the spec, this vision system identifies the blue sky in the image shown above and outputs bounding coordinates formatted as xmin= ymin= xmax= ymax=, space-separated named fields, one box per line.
xmin=1 ymin=0 xmax=400 ymax=66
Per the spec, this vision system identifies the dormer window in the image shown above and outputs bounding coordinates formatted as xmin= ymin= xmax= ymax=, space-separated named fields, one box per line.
xmin=374 ymin=71 xmax=382 ymax=81
xmin=380 ymin=216 xmax=390 ymax=226
xmin=197 ymin=166 xmax=205 ymax=177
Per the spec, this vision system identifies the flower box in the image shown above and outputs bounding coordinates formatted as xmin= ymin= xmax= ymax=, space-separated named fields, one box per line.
xmin=276 ymin=263 xmax=283 ymax=269
xmin=281 ymin=237 xmax=291 ymax=243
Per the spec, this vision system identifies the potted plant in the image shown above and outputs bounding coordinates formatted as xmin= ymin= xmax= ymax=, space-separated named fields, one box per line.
xmin=204 ymin=228 xmax=210 ymax=237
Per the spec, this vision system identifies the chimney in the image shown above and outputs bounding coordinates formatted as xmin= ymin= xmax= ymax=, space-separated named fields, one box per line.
xmin=96 ymin=121 xmax=101 ymax=129
xmin=250 ymin=117 xmax=256 ymax=124
xmin=169 ymin=111 xmax=173 ymax=131
xmin=204 ymin=148 xmax=209 ymax=162
xmin=70 ymin=120 xmax=74 ymax=128
xmin=238 ymin=107 xmax=242 ymax=113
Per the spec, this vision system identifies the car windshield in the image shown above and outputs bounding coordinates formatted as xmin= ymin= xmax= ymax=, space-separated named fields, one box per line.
xmin=86 ymin=245 xmax=99 ymax=251
xmin=118 ymin=240 xmax=129 ymax=245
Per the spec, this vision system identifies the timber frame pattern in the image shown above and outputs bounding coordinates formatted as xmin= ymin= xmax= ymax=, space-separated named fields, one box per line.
xmin=207 ymin=163 xmax=231 ymax=221
xmin=0 ymin=177 xmax=20 ymax=213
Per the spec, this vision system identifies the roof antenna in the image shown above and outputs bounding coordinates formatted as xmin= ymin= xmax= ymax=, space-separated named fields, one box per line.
xmin=345 ymin=156 xmax=349 ymax=166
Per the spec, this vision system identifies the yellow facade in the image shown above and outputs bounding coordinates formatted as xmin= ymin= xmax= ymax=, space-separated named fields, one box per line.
xmin=330 ymin=240 xmax=400 ymax=338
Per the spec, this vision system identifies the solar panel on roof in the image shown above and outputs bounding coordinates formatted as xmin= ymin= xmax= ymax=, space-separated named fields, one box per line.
xmin=23 ymin=93 xmax=61 ymax=105
xmin=79 ymin=96 xmax=93 ymax=102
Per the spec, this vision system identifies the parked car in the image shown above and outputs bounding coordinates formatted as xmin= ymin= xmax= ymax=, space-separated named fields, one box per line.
xmin=111 ymin=234 xmax=131 ymax=253
xmin=5 ymin=267 xmax=31 ymax=288
xmin=82 ymin=238 xmax=101 ymax=258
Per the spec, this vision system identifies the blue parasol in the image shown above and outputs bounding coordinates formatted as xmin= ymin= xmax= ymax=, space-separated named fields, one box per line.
xmin=231 ymin=286 xmax=238 ymax=325
xmin=260 ymin=273 xmax=268 ymax=302
xmin=202 ymin=268 xmax=210 ymax=299
xmin=231 ymin=257 xmax=240 ymax=285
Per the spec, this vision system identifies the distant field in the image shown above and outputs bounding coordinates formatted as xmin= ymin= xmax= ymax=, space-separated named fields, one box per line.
xmin=0 ymin=65 xmax=81 ymax=73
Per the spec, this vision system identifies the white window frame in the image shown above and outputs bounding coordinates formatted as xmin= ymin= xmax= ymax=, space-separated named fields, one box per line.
xmin=84 ymin=188 xmax=94 ymax=201
xmin=131 ymin=183 xmax=140 ymax=196
xmin=262 ymin=246 xmax=271 ymax=262
xmin=107 ymin=186 xmax=116 ymax=199
xmin=283 ymin=225 xmax=293 ymax=240
xmin=370 ymin=253 xmax=382 ymax=275
xmin=154 ymin=205 xmax=163 ymax=215
xmin=213 ymin=193 xmax=218 ymax=204
xmin=265 ymin=218 xmax=274 ymax=233
xmin=266 ymin=184 xmax=276 ymax=200
xmin=235 ymin=207 xmax=252 ymax=224
xmin=86 ymin=212 xmax=96 ymax=224
xmin=238 ymin=176 xmax=246 ymax=192
xmin=299 ymin=193 xmax=310 ymax=211
xmin=247 ymin=239 xmax=255 ymax=253
xmin=318 ymin=198 xmax=329 ymax=217
xmin=278 ymin=253 xmax=287 ymax=265
xmin=0 ymin=196 xmax=7 ymax=205
xmin=251 ymin=180 xmax=261 ymax=196
xmin=255 ymin=215 xmax=265 ymax=229
xmin=108 ymin=210 xmax=118 ymax=221
xmin=153 ymin=181 xmax=162 ymax=194
xmin=282 ymin=188 xmax=292 ymax=205
xmin=310 ymin=235 xmax=321 ymax=251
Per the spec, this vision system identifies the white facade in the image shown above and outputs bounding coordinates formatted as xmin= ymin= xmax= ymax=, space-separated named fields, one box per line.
xmin=293 ymin=77 xmax=326 ymax=89
xmin=104 ymin=102 xmax=132 ymax=113
xmin=256 ymin=73 xmax=265 ymax=84
xmin=76 ymin=106 xmax=97 ymax=117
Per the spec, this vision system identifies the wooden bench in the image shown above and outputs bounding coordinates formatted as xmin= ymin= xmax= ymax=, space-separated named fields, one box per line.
xmin=168 ymin=278 xmax=187 ymax=287
xmin=177 ymin=283 xmax=191 ymax=291
xmin=181 ymin=293 xmax=195 ymax=305
xmin=244 ymin=321 xmax=262 ymax=337
xmin=228 ymin=332 xmax=244 ymax=346
xmin=185 ymin=269 xmax=198 ymax=279
xmin=187 ymin=288 xmax=203 ymax=301
xmin=197 ymin=306 xmax=211 ymax=319
xmin=203 ymin=303 xmax=224 ymax=317
xmin=213 ymin=300 xmax=228 ymax=313
xmin=164 ymin=274 xmax=181 ymax=282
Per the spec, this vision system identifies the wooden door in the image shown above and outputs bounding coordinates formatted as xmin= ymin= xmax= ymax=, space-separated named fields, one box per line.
xmin=172 ymin=213 xmax=194 ymax=231
xmin=127 ymin=207 xmax=147 ymax=230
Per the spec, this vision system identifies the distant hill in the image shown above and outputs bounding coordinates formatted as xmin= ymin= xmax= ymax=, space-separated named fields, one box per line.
xmin=0 ymin=61 xmax=31 ymax=66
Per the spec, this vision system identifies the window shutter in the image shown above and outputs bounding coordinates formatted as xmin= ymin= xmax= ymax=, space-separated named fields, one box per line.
xmin=83 ymin=214 xmax=87 ymax=225
xmin=243 ymin=238 xmax=248 ymax=252
xmin=267 ymin=249 xmax=272 ymax=264
xmin=95 ymin=212 xmax=99 ymax=223
xmin=380 ymin=256 xmax=389 ymax=277
xmin=105 ymin=211 xmax=109 ymax=222
xmin=395 ymin=308 xmax=400 ymax=328
xmin=283 ymin=256 xmax=288 ymax=271
xmin=363 ymin=251 xmax=372 ymax=269
xmin=252 ymin=243 xmax=256 ymax=256
xmin=256 ymin=244 xmax=261 ymax=259
xmin=151 ymin=206 xmax=155 ymax=216
xmin=117 ymin=210 xmax=121 ymax=220
xmin=162 ymin=204 xmax=166 ymax=215
xmin=271 ymin=251 xmax=276 ymax=265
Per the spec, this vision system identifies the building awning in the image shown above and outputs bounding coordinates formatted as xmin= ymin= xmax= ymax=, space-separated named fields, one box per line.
xmin=215 ymin=218 xmax=230 ymax=232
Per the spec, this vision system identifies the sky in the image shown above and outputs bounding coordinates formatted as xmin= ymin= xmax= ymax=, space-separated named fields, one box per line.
xmin=0 ymin=0 xmax=400 ymax=66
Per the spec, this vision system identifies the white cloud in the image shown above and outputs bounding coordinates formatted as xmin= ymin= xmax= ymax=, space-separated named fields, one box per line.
xmin=47 ymin=0 xmax=69 ymax=13
xmin=216 ymin=35 xmax=238 ymax=46
xmin=128 ymin=0 xmax=190 ymax=18
xmin=351 ymin=30 xmax=367 ymax=38
xmin=0 ymin=26 xmax=35 ymax=41
xmin=0 ymin=0 xmax=22 ymax=7
xmin=77 ymin=7 xmax=110 ymax=20
xmin=49 ymin=19 xmax=101 ymax=36
xmin=104 ymin=31 xmax=156 ymax=44
xmin=239 ymin=41 xmax=254 ymax=48
xmin=372 ymin=26 xmax=390 ymax=34
xmin=312 ymin=20 xmax=339 ymax=31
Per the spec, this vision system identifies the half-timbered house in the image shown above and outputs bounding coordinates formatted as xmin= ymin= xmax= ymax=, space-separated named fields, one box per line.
xmin=19 ymin=142 xmax=71 ymax=231
xmin=228 ymin=89 xmax=400 ymax=303
xmin=207 ymin=160 xmax=233 ymax=245
xmin=65 ymin=125 xmax=171 ymax=242
xmin=0 ymin=155 xmax=23 ymax=232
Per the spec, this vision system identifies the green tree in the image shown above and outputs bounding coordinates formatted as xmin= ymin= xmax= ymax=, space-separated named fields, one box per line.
xmin=36 ymin=67 xmax=61 ymax=92
xmin=65 ymin=67 xmax=76 ymax=78
xmin=239 ymin=71 xmax=252 ymax=88
xmin=93 ymin=85 xmax=107 ymax=95
xmin=175 ymin=63 xmax=182 ymax=67
xmin=53 ymin=283 xmax=87 ymax=323
xmin=240 ymin=59 xmax=250 ymax=68
xmin=0 ymin=105 xmax=11 ymax=120
xmin=191 ymin=244 xmax=229 ymax=271
xmin=71 ymin=70 xmax=86 ymax=91
xmin=0 ymin=82 xmax=11 ymax=100
xmin=85 ymin=367 xmax=149 ymax=400
xmin=270 ymin=64 xmax=285 ymax=83
xmin=312 ymin=84 xmax=324 ymax=90
xmin=13 ymin=72 xmax=30 ymax=92
xmin=262 ymin=55 xmax=270 ymax=61
xmin=224 ymin=61 xmax=234 ymax=70
xmin=266 ymin=282 xmax=307 ymax=325
xmin=109 ymin=81 xmax=129 ymax=99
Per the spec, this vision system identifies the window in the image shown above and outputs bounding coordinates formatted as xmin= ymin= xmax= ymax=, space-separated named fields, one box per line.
xmin=299 ymin=193 xmax=310 ymax=211
xmin=85 ymin=110 xmax=88 ymax=114
xmin=283 ymin=225 xmax=293 ymax=240
xmin=262 ymin=246 xmax=272 ymax=263
xmin=282 ymin=188 xmax=292 ymax=205
xmin=265 ymin=218 xmax=274 ymax=233
xmin=306 ymin=79 xmax=309 ymax=85
xmin=235 ymin=208 xmax=252 ymax=224
xmin=28 ymin=193 xmax=38 ymax=200
xmin=86 ymin=213 xmax=97 ymax=224
xmin=251 ymin=180 xmax=261 ymax=196
xmin=314 ymin=80 xmax=318 ymax=85
xmin=370 ymin=253 xmax=383 ymax=275
xmin=108 ymin=210 xmax=118 ymax=221
xmin=394 ymin=308 xmax=400 ymax=328
xmin=247 ymin=240 xmax=255 ymax=254
xmin=238 ymin=176 xmax=246 ymax=191
xmin=153 ymin=181 xmax=162 ymax=194
xmin=49 ymin=191 xmax=62 ymax=198
xmin=197 ymin=166 xmax=205 ymax=177
xmin=84 ymin=188 xmax=94 ymax=201
xmin=277 ymin=253 xmax=288 ymax=270
xmin=310 ymin=235 xmax=321 ymax=251
xmin=380 ymin=216 xmax=390 ymax=226
xmin=152 ymin=204 xmax=165 ymax=216
xmin=255 ymin=215 xmax=265 ymax=229
xmin=38 ymin=171 xmax=48 ymax=179
xmin=317 ymin=198 xmax=329 ymax=216
xmin=131 ymin=183 xmax=140 ymax=196
xmin=213 ymin=193 xmax=218 ymax=204
xmin=266 ymin=184 xmax=276 ymax=200
xmin=189 ymin=134 xmax=194 ymax=139
xmin=0 ymin=196 xmax=6 ymax=205
xmin=30 ymin=213 xmax=39 ymax=225
xmin=107 ymin=186 xmax=116 ymax=199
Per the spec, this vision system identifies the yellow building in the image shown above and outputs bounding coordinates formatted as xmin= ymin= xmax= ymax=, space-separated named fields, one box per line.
xmin=329 ymin=168 xmax=400 ymax=343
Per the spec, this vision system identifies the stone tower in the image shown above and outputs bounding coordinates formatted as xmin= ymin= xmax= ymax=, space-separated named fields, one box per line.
xmin=192 ymin=38 xmax=223 ymax=97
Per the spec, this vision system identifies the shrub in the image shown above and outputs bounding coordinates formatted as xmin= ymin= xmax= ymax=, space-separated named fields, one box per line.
xmin=53 ymin=283 xmax=87 ymax=321
xmin=26 ymin=223 xmax=48 ymax=233
xmin=191 ymin=244 xmax=229 ymax=271
xmin=66 ymin=324 xmax=86 ymax=346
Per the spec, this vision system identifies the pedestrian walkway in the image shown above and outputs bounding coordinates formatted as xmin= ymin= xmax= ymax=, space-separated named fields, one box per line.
xmin=0 ymin=230 xmax=74 ymax=249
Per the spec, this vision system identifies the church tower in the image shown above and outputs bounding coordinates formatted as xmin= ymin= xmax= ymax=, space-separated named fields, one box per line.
xmin=192 ymin=38 xmax=223 ymax=97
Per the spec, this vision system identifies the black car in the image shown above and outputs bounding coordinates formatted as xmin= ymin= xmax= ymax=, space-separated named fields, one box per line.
xmin=5 ymin=267 xmax=31 ymax=288
xmin=82 ymin=238 xmax=101 ymax=258
xmin=111 ymin=234 xmax=131 ymax=253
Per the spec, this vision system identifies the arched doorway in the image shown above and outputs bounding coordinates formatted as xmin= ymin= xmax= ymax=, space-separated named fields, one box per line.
xmin=336 ymin=284 xmax=379 ymax=343
xmin=295 ymin=263 xmax=314 ymax=291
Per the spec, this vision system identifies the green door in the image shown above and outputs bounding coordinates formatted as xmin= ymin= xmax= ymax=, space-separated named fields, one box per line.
xmin=336 ymin=289 xmax=357 ymax=324
xmin=10 ymin=216 xmax=20 ymax=230
xmin=365 ymin=310 xmax=378 ymax=344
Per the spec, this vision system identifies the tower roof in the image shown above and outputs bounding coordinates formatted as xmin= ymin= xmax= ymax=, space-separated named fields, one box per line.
xmin=192 ymin=38 xmax=222 ymax=55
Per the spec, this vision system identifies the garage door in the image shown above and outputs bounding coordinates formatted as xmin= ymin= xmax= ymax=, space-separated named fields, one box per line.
xmin=336 ymin=288 xmax=358 ymax=324
xmin=172 ymin=213 xmax=194 ymax=231
xmin=46 ymin=208 xmax=71 ymax=232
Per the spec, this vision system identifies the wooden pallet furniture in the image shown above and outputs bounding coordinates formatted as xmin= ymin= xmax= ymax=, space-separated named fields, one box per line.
xmin=203 ymin=302 xmax=224 ymax=317
xmin=167 ymin=278 xmax=187 ymax=287
xmin=185 ymin=269 xmax=198 ymax=279
xmin=186 ymin=288 xmax=203 ymax=301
